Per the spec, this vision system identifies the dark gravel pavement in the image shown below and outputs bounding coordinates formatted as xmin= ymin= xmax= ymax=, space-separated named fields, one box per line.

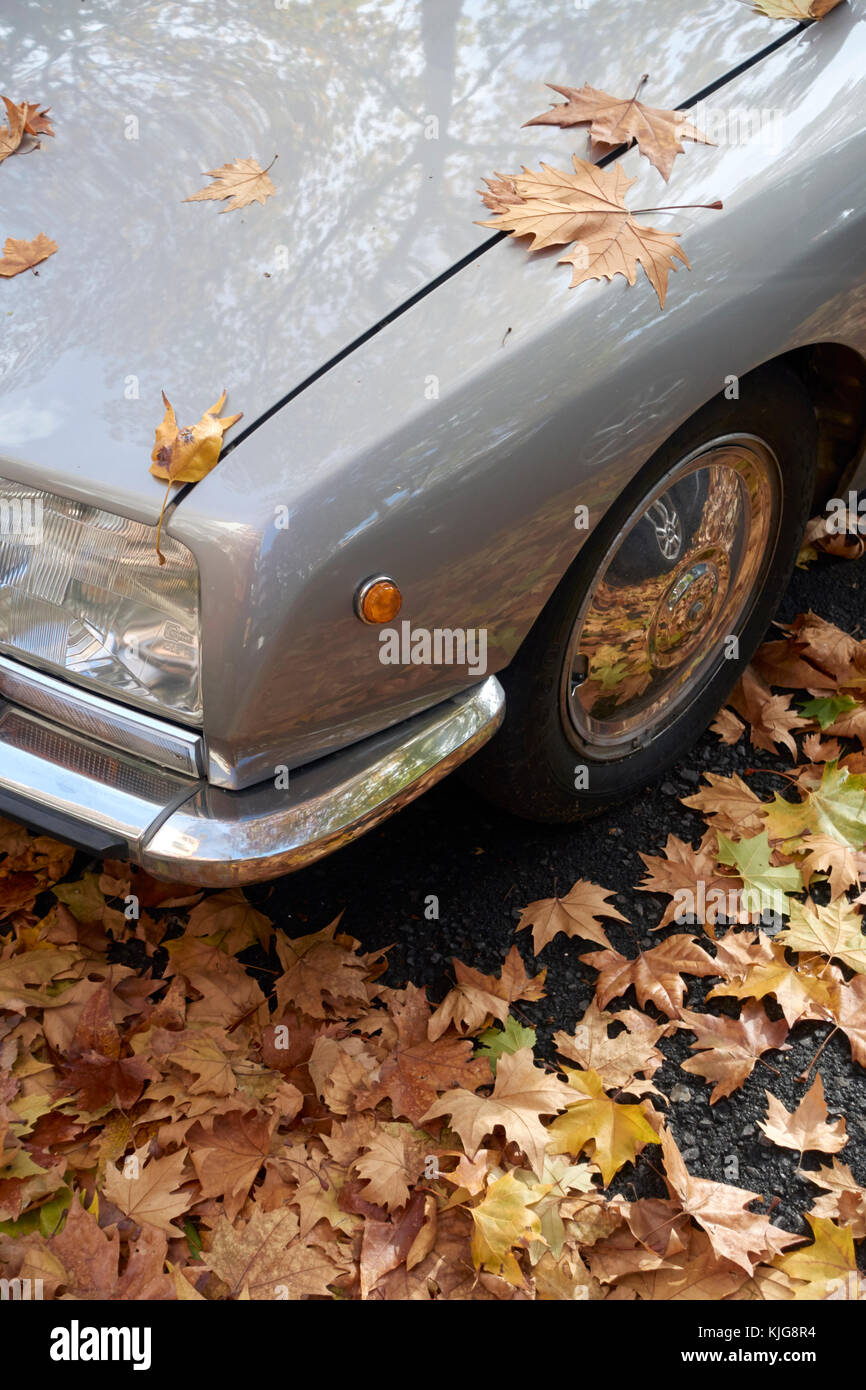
xmin=253 ymin=547 xmax=866 ymax=1244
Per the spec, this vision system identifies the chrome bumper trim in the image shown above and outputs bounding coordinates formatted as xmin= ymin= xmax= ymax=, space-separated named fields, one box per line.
xmin=0 ymin=705 xmax=200 ymax=848
xmin=140 ymin=677 xmax=505 ymax=885
xmin=0 ymin=655 xmax=204 ymax=777
xmin=0 ymin=677 xmax=505 ymax=885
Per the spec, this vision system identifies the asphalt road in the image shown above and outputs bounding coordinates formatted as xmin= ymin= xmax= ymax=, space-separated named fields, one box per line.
xmin=255 ymin=545 xmax=866 ymax=1238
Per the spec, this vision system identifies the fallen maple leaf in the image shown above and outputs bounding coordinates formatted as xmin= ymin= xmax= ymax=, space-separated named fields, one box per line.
xmin=102 ymin=1147 xmax=192 ymax=1236
xmin=833 ymin=974 xmax=866 ymax=1066
xmin=729 ymin=665 xmax=807 ymax=757
xmin=554 ymin=999 xmax=665 ymax=1098
xmin=678 ymin=1001 xmax=789 ymax=1103
xmin=789 ymin=832 xmax=860 ymax=900
xmin=800 ymin=1160 xmax=866 ymax=1238
xmin=771 ymin=1214 xmax=856 ymax=1297
xmin=525 ymin=78 xmax=713 ymax=181
xmin=758 ymin=1074 xmax=847 ymax=1156
xmin=582 ymin=935 xmax=717 ymax=1018
xmin=188 ymin=1108 xmax=275 ymax=1221
xmin=184 ymin=155 xmax=276 ymax=213
xmin=708 ymin=930 xmax=839 ymax=1028
xmin=422 ymin=1047 xmax=573 ymax=1179
xmin=661 ymin=1129 xmax=799 ymax=1274
xmin=515 ymin=879 xmax=627 ymax=954
xmin=477 ymin=154 xmax=715 ymax=308
xmin=149 ymin=389 xmax=242 ymax=564
xmin=203 ymin=1205 xmax=346 ymax=1299
xmin=710 ymin=707 xmax=746 ymax=746
xmin=0 ymin=233 xmax=57 ymax=279
xmin=777 ymin=898 xmax=866 ymax=974
xmin=273 ymin=917 xmax=378 ymax=1019
xmin=679 ymin=773 xmax=765 ymax=837
xmin=470 ymin=1171 xmax=543 ymax=1286
xmin=547 ymin=1067 xmax=660 ymax=1185
xmin=352 ymin=1123 xmax=429 ymax=1213
xmin=763 ymin=760 xmax=866 ymax=850
xmin=428 ymin=945 xmax=545 ymax=1040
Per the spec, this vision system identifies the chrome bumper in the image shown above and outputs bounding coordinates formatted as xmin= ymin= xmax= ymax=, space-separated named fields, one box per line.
xmin=0 ymin=678 xmax=505 ymax=885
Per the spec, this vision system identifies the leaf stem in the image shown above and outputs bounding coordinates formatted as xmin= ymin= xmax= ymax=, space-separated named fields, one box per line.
xmin=632 ymin=200 xmax=724 ymax=214
xmin=154 ymin=478 xmax=171 ymax=566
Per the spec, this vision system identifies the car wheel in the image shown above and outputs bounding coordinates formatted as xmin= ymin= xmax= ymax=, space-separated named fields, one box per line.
xmin=464 ymin=363 xmax=817 ymax=822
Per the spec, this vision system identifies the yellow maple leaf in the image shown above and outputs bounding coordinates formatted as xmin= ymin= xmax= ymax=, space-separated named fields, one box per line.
xmin=546 ymin=1068 xmax=660 ymax=1185
xmin=470 ymin=1172 xmax=544 ymax=1286
xmin=149 ymin=390 xmax=242 ymax=564
xmin=772 ymin=1215 xmax=856 ymax=1297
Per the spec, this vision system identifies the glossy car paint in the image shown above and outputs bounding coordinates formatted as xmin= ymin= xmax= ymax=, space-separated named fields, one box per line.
xmin=177 ymin=7 xmax=866 ymax=787
xmin=1 ymin=2 xmax=865 ymax=793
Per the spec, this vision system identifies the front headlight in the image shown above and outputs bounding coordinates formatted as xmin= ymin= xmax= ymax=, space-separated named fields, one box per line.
xmin=0 ymin=478 xmax=201 ymax=722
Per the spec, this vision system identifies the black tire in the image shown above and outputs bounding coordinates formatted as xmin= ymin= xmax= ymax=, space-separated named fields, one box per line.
xmin=464 ymin=363 xmax=817 ymax=822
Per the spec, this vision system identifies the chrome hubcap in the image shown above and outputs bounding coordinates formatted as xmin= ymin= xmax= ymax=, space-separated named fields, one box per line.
xmin=561 ymin=436 xmax=781 ymax=759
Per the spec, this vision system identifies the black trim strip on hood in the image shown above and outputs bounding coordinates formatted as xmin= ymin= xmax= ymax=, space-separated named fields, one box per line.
xmin=172 ymin=16 xmax=808 ymax=497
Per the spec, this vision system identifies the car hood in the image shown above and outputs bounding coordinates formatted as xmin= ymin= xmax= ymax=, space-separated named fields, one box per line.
xmin=0 ymin=0 xmax=795 ymax=523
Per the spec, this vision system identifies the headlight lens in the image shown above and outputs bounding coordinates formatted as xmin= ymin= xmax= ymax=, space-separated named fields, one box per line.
xmin=0 ymin=478 xmax=201 ymax=722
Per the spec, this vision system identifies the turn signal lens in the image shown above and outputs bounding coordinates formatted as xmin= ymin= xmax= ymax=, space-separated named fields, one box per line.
xmin=355 ymin=575 xmax=402 ymax=624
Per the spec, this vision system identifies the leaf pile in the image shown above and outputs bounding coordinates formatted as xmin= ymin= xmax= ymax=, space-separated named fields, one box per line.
xmin=3 ymin=601 xmax=866 ymax=1300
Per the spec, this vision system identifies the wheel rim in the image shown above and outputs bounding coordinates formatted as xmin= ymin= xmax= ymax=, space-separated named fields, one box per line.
xmin=561 ymin=434 xmax=782 ymax=760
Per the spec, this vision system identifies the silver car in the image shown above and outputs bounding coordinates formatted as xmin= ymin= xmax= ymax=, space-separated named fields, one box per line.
xmin=1 ymin=0 xmax=864 ymax=885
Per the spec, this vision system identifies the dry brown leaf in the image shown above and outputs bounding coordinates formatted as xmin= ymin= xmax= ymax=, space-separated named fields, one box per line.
xmin=678 ymin=1001 xmax=789 ymax=1103
xmin=102 ymin=1146 xmax=192 ymax=1236
xmin=708 ymin=930 xmax=839 ymax=1028
xmin=184 ymin=155 xmax=276 ymax=213
xmin=478 ymin=155 xmax=701 ymax=308
xmin=515 ymin=880 xmax=627 ymax=954
xmin=758 ymin=1074 xmax=847 ymax=1156
xmin=0 ymin=233 xmax=57 ymax=279
xmin=661 ymin=1128 xmax=799 ymax=1274
xmin=710 ymin=707 xmax=746 ymax=746
xmin=729 ymin=666 xmax=808 ymax=758
xmin=582 ymin=935 xmax=717 ymax=1018
xmin=421 ymin=1046 xmax=573 ymax=1179
xmin=202 ymin=1206 xmax=346 ymax=1299
xmin=833 ymin=974 xmax=866 ymax=1066
xmin=428 ymin=945 xmax=545 ymax=1040
xmin=525 ymin=80 xmax=712 ymax=181
xmin=800 ymin=1160 xmax=866 ymax=1238
xmin=554 ymin=999 xmax=665 ymax=1099
xmin=18 ymin=100 xmax=54 ymax=138
xmin=359 ymin=985 xmax=491 ymax=1126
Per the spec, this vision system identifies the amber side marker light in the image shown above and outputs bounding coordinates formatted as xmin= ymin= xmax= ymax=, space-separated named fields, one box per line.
xmin=354 ymin=574 xmax=402 ymax=624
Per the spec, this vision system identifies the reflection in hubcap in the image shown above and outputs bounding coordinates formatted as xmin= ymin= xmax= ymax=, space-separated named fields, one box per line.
xmin=561 ymin=437 xmax=780 ymax=759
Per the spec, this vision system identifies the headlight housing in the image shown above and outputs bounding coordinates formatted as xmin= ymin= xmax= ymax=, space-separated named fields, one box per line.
xmin=0 ymin=478 xmax=201 ymax=722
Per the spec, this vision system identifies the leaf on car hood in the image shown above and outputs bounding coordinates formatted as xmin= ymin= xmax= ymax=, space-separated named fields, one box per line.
xmin=184 ymin=155 xmax=277 ymax=214
xmin=0 ymin=94 xmax=54 ymax=166
xmin=524 ymin=78 xmax=713 ymax=182
xmin=0 ymin=232 xmax=57 ymax=278
xmin=149 ymin=389 xmax=242 ymax=564
xmin=752 ymin=0 xmax=844 ymax=18
xmin=478 ymin=154 xmax=720 ymax=308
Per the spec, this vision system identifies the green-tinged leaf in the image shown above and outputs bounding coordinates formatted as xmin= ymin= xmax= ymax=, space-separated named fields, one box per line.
xmin=476 ymin=1015 xmax=537 ymax=1074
